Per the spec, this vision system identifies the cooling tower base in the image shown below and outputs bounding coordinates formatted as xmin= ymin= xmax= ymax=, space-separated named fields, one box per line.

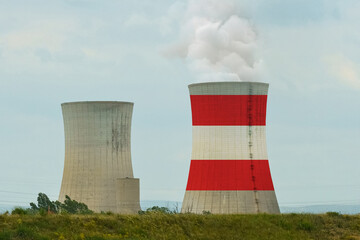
xmin=116 ymin=178 xmax=141 ymax=214
xmin=181 ymin=190 xmax=280 ymax=214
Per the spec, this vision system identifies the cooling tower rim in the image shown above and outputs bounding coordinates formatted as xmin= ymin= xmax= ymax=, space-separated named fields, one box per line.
xmin=188 ymin=81 xmax=269 ymax=88
xmin=61 ymin=101 xmax=134 ymax=106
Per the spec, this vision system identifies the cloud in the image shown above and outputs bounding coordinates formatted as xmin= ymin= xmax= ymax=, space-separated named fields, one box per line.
xmin=164 ymin=0 xmax=262 ymax=82
xmin=325 ymin=55 xmax=360 ymax=90
xmin=0 ymin=19 xmax=83 ymax=77
xmin=256 ymin=5 xmax=360 ymax=92
xmin=0 ymin=10 xmax=127 ymax=79
xmin=1 ymin=21 xmax=71 ymax=52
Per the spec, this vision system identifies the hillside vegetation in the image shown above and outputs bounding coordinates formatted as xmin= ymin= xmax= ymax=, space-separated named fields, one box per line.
xmin=1 ymin=212 xmax=360 ymax=240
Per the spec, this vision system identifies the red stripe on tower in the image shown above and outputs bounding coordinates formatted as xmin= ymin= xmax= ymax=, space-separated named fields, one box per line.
xmin=190 ymin=95 xmax=267 ymax=126
xmin=186 ymin=160 xmax=274 ymax=191
xmin=181 ymin=82 xmax=280 ymax=214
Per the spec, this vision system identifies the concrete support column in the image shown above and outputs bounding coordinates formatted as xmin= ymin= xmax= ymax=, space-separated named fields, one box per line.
xmin=116 ymin=178 xmax=141 ymax=214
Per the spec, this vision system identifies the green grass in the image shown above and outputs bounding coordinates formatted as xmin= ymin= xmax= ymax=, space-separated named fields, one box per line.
xmin=1 ymin=212 xmax=360 ymax=240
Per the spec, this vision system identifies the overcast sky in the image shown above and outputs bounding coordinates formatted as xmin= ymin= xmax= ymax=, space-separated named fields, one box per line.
xmin=0 ymin=0 xmax=360 ymax=209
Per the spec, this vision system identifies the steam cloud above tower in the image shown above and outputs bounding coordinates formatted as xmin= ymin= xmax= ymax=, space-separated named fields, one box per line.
xmin=166 ymin=0 xmax=261 ymax=82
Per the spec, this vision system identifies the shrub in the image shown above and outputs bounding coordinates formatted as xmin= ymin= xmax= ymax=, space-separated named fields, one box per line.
xmin=11 ymin=208 xmax=28 ymax=215
xmin=28 ymin=193 xmax=93 ymax=215
xmin=30 ymin=193 xmax=59 ymax=213
xmin=326 ymin=212 xmax=341 ymax=217
xmin=59 ymin=195 xmax=93 ymax=214
xmin=143 ymin=206 xmax=174 ymax=214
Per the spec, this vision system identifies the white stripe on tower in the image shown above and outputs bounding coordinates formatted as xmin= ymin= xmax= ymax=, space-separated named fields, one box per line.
xmin=192 ymin=126 xmax=268 ymax=160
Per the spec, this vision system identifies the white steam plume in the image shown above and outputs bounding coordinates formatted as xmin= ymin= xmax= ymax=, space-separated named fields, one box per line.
xmin=166 ymin=0 xmax=261 ymax=82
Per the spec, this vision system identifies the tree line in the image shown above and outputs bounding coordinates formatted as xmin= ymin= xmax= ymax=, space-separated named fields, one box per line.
xmin=11 ymin=193 xmax=92 ymax=215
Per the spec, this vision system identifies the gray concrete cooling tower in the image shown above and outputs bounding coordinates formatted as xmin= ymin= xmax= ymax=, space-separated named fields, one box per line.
xmin=59 ymin=101 xmax=140 ymax=214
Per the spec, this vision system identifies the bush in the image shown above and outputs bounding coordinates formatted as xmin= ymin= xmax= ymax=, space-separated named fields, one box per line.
xmin=30 ymin=193 xmax=59 ymax=214
xmin=11 ymin=208 xmax=28 ymax=215
xmin=326 ymin=212 xmax=341 ymax=217
xmin=140 ymin=206 xmax=174 ymax=214
xmin=28 ymin=193 xmax=93 ymax=215
xmin=59 ymin=195 xmax=93 ymax=214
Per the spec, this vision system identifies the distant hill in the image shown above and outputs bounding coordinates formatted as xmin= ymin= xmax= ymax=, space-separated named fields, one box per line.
xmin=281 ymin=204 xmax=360 ymax=215
xmin=141 ymin=201 xmax=360 ymax=215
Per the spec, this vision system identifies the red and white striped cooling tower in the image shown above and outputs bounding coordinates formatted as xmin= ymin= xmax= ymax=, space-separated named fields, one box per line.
xmin=181 ymin=82 xmax=280 ymax=214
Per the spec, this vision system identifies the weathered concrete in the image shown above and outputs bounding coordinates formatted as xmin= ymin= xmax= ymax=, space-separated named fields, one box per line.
xmin=188 ymin=81 xmax=269 ymax=95
xmin=116 ymin=178 xmax=141 ymax=214
xmin=192 ymin=126 xmax=268 ymax=160
xmin=182 ymin=191 xmax=280 ymax=214
xmin=59 ymin=101 xmax=140 ymax=213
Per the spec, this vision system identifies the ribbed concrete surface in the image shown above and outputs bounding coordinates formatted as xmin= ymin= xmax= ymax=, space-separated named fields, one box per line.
xmin=192 ymin=126 xmax=267 ymax=160
xmin=189 ymin=82 xmax=269 ymax=95
xmin=116 ymin=178 xmax=141 ymax=214
xmin=182 ymin=191 xmax=279 ymax=214
xmin=59 ymin=101 xmax=140 ymax=213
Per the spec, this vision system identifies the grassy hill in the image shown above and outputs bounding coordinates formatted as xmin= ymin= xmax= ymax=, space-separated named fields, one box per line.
xmin=1 ymin=212 xmax=360 ymax=240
